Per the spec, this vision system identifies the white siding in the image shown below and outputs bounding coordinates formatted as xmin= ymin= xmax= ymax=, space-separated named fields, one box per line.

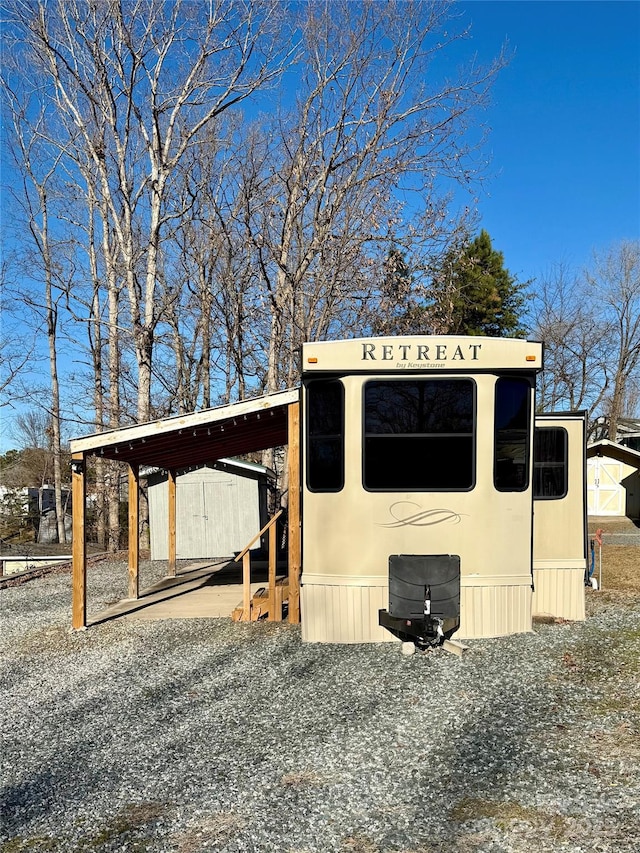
xmin=587 ymin=457 xmax=637 ymax=516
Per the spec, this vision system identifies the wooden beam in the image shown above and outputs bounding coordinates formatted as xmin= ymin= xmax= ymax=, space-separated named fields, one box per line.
xmin=128 ymin=463 xmax=139 ymax=599
xmin=236 ymin=509 xmax=283 ymax=561
xmin=167 ymin=468 xmax=177 ymax=577
xmin=242 ymin=551 xmax=251 ymax=622
xmin=442 ymin=639 xmax=469 ymax=657
xmin=71 ymin=453 xmax=87 ymax=630
xmin=287 ymin=401 xmax=301 ymax=624
xmin=268 ymin=517 xmax=277 ymax=621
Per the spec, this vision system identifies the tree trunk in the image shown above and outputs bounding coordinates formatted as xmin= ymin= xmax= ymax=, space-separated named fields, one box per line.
xmin=39 ymin=195 xmax=67 ymax=545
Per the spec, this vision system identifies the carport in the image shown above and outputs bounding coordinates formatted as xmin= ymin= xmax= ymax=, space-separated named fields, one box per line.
xmin=69 ymin=389 xmax=301 ymax=629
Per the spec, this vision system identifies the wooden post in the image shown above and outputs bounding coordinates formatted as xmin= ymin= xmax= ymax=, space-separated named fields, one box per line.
xmin=71 ymin=453 xmax=87 ymax=629
xmin=128 ymin=463 xmax=139 ymax=600
xmin=167 ymin=468 xmax=177 ymax=577
xmin=268 ymin=518 xmax=277 ymax=621
xmin=287 ymin=401 xmax=301 ymax=624
xmin=242 ymin=551 xmax=251 ymax=622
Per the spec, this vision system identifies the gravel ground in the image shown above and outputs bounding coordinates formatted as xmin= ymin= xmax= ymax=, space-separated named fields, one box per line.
xmin=1 ymin=560 xmax=639 ymax=853
xmin=599 ymin=533 xmax=640 ymax=546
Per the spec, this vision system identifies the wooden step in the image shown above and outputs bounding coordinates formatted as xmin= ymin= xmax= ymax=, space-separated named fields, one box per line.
xmin=231 ymin=577 xmax=289 ymax=622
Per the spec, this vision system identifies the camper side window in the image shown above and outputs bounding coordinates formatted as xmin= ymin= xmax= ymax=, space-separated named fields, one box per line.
xmin=363 ymin=379 xmax=475 ymax=490
xmin=306 ymin=379 xmax=345 ymax=492
xmin=494 ymin=377 xmax=532 ymax=491
xmin=533 ymin=427 xmax=568 ymax=499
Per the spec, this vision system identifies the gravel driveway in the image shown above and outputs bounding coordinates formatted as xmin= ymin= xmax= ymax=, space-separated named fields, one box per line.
xmin=1 ymin=560 xmax=639 ymax=853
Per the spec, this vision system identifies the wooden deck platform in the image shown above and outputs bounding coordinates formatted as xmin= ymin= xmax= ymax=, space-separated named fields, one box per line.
xmin=89 ymin=561 xmax=277 ymax=624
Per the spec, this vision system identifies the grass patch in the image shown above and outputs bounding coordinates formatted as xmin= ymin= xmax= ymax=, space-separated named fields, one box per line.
xmin=450 ymin=798 xmax=566 ymax=838
xmin=1 ymin=839 xmax=58 ymax=853
xmin=588 ymin=517 xmax=640 ymax=536
xmin=74 ymin=802 xmax=166 ymax=852
xmin=594 ymin=545 xmax=640 ymax=593
xmin=533 ymin=615 xmax=571 ymax=626
xmin=172 ymin=813 xmax=246 ymax=852
xmin=280 ymin=770 xmax=327 ymax=787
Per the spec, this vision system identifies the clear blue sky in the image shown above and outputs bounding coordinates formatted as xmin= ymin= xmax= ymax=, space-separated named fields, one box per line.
xmin=456 ymin=0 xmax=639 ymax=284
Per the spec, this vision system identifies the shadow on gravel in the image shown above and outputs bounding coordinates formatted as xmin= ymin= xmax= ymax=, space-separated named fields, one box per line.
xmin=1 ymin=772 xmax=61 ymax=835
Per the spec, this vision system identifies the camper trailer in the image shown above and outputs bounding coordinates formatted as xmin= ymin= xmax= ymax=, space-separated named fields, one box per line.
xmin=299 ymin=335 xmax=587 ymax=644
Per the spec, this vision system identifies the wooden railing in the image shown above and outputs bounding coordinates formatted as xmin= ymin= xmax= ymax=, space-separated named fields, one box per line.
xmin=232 ymin=509 xmax=285 ymax=622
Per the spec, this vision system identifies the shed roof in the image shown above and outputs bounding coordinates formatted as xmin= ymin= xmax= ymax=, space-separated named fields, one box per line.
xmin=69 ymin=389 xmax=299 ymax=470
xmin=587 ymin=439 xmax=640 ymax=469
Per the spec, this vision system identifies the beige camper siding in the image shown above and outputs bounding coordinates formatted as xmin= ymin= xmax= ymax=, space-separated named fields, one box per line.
xmin=302 ymin=370 xmax=536 ymax=643
xmin=532 ymin=416 xmax=586 ymax=622
xmin=458 ymin=583 xmax=532 ymax=639
xmin=302 ymin=575 xmax=533 ymax=642
xmin=301 ymin=579 xmax=396 ymax=643
xmin=532 ymin=567 xmax=585 ymax=621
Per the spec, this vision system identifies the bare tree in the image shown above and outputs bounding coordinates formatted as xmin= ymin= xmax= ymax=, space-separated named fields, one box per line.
xmin=6 ymin=0 xmax=291 ymax=423
xmin=530 ymin=242 xmax=640 ymax=438
xmin=585 ymin=240 xmax=640 ymax=438
xmin=238 ymin=0 xmax=503 ymax=392
xmin=3 ymin=0 xmax=508 ymax=493
xmin=12 ymin=410 xmax=52 ymax=450
xmin=158 ymin=119 xmax=266 ymax=411
xmin=0 ymin=262 xmax=36 ymax=406
xmin=59 ymin=147 xmax=126 ymax=549
xmin=530 ymin=264 xmax=609 ymax=420
xmin=2 ymin=85 xmax=70 ymax=543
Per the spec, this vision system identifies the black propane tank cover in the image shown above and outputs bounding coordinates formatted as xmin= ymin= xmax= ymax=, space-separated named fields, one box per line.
xmin=388 ymin=554 xmax=461 ymax=621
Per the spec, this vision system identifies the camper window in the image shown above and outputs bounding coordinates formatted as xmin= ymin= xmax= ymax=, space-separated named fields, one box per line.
xmin=533 ymin=427 xmax=568 ymax=499
xmin=306 ymin=379 xmax=345 ymax=492
xmin=363 ymin=378 xmax=475 ymax=491
xmin=494 ymin=377 xmax=532 ymax=492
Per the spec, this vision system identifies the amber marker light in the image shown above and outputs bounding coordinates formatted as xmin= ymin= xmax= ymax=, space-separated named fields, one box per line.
xmin=526 ymin=355 xmax=537 ymax=362
xmin=307 ymin=357 xmax=318 ymax=363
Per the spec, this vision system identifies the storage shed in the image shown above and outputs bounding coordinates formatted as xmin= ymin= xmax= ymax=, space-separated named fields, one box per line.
xmin=147 ymin=459 xmax=274 ymax=560
xmin=587 ymin=440 xmax=640 ymax=519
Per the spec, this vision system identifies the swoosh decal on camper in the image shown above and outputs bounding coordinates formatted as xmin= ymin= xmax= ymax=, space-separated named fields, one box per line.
xmin=378 ymin=502 xmax=463 ymax=528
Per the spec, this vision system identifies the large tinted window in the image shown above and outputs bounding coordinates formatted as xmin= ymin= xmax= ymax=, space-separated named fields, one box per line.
xmin=306 ymin=380 xmax=344 ymax=491
xmin=533 ymin=427 xmax=568 ymax=499
xmin=494 ymin=377 xmax=531 ymax=491
xmin=363 ymin=379 xmax=475 ymax=490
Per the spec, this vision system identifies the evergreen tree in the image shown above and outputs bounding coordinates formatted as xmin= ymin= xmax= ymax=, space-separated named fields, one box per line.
xmin=374 ymin=231 xmax=527 ymax=337
xmin=440 ymin=230 xmax=527 ymax=337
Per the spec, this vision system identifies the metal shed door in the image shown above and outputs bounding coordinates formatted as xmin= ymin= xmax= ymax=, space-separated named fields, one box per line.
xmin=179 ymin=482 xmax=208 ymax=557
xmin=179 ymin=479 xmax=237 ymax=557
